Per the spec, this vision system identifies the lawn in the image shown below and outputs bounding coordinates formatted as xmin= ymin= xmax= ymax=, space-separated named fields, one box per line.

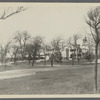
xmin=0 ymin=59 xmax=90 ymax=72
xmin=0 ymin=62 xmax=99 ymax=94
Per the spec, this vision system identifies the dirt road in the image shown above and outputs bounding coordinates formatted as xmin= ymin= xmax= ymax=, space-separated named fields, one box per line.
xmin=0 ymin=67 xmax=57 ymax=80
xmin=0 ymin=64 xmax=92 ymax=80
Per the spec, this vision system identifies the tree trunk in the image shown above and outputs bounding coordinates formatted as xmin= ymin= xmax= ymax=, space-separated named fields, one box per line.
xmin=32 ymin=57 xmax=35 ymax=66
xmin=78 ymin=58 xmax=80 ymax=64
xmin=94 ymin=43 xmax=98 ymax=93
xmin=72 ymin=57 xmax=74 ymax=66
xmin=32 ymin=51 xmax=36 ymax=66
xmin=21 ymin=54 xmax=24 ymax=61
xmin=44 ymin=57 xmax=46 ymax=65
xmin=4 ymin=59 xmax=6 ymax=66
xmin=29 ymin=59 xmax=31 ymax=65
xmin=44 ymin=54 xmax=47 ymax=65
xmin=4 ymin=56 xmax=7 ymax=66
xmin=28 ymin=54 xmax=31 ymax=65
xmin=51 ymin=61 xmax=53 ymax=67
xmin=14 ymin=56 xmax=17 ymax=65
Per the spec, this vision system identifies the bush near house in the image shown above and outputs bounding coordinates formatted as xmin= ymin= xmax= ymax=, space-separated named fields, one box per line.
xmin=84 ymin=52 xmax=95 ymax=63
xmin=54 ymin=52 xmax=62 ymax=63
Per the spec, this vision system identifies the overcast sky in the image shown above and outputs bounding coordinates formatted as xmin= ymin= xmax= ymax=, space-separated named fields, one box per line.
xmin=0 ymin=3 xmax=98 ymax=45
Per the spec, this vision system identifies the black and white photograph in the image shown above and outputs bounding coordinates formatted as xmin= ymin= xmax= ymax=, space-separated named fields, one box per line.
xmin=0 ymin=3 xmax=100 ymax=96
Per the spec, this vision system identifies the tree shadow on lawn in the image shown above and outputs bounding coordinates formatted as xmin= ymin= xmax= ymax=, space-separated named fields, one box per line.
xmin=0 ymin=59 xmax=98 ymax=73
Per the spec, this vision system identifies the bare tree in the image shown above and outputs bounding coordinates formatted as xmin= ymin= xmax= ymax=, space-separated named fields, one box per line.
xmin=14 ymin=31 xmax=30 ymax=61
xmin=0 ymin=46 xmax=5 ymax=65
xmin=21 ymin=31 xmax=31 ymax=59
xmin=51 ymin=37 xmax=62 ymax=52
xmin=85 ymin=6 xmax=100 ymax=92
xmin=0 ymin=6 xmax=27 ymax=65
xmin=9 ymin=45 xmax=20 ymax=64
xmin=67 ymin=34 xmax=82 ymax=65
xmin=14 ymin=32 xmax=24 ymax=61
xmin=0 ymin=41 xmax=11 ymax=66
xmin=25 ymin=36 xmax=43 ymax=66
xmin=67 ymin=34 xmax=81 ymax=49
xmin=51 ymin=37 xmax=65 ymax=65
xmin=31 ymin=36 xmax=43 ymax=66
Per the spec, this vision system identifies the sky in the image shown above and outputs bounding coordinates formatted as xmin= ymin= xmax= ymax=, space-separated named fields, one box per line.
xmin=0 ymin=3 xmax=98 ymax=45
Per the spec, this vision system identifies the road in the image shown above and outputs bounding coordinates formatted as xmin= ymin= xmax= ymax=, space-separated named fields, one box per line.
xmin=0 ymin=67 xmax=57 ymax=80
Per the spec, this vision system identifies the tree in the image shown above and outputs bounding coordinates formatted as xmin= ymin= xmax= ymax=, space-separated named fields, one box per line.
xmin=82 ymin=30 xmax=95 ymax=54
xmin=0 ymin=41 xmax=11 ymax=66
xmin=84 ymin=52 xmax=95 ymax=63
xmin=67 ymin=34 xmax=82 ymax=65
xmin=83 ymin=36 xmax=94 ymax=53
xmin=26 ymin=36 xmax=43 ymax=66
xmin=49 ymin=53 xmax=55 ymax=67
xmin=42 ymin=44 xmax=47 ymax=65
xmin=51 ymin=37 xmax=65 ymax=64
xmin=85 ymin=7 xmax=100 ymax=92
xmin=32 ymin=36 xmax=43 ymax=66
xmin=51 ymin=37 xmax=62 ymax=52
xmin=0 ymin=6 xmax=27 ymax=65
xmin=67 ymin=34 xmax=81 ymax=48
xmin=13 ymin=31 xmax=30 ymax=61
xmin=9 ymin=45 xmax=20 ymax=64
xmin=25 ymin=43 xmax=33 ymax=65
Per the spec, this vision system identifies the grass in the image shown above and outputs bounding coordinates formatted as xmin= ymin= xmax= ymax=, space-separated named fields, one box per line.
xmin=0 ymin=60 xmax=99 ymax=94
xmin=0 ymin=59 xmax=92 ymax=71
xmin=0 ymin=62 xmax=32 ymax=72
xmin=0 ymin=63 xmax=98 ymax=94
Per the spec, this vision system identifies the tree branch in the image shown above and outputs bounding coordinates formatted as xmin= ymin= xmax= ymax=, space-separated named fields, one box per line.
xmin=90 ymin=26 xmax=96 ymax=42
xmin=0 ymin=6 xmax=27 ymax=19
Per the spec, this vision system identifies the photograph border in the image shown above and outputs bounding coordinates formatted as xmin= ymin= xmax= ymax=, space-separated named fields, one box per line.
xmin=0 ymin=1 xmax=100 ymax=99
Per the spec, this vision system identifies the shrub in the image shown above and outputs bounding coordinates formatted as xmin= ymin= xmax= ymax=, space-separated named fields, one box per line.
xmin=84 ymin=52 xmax=95 ymax=63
